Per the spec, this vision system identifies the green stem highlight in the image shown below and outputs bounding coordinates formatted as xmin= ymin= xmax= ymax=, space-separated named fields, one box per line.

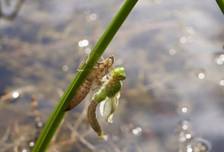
xmin=216 ymin=0 xmax=224 ymax=14
xmin=32 ymin=0 xmax=138 ymax=151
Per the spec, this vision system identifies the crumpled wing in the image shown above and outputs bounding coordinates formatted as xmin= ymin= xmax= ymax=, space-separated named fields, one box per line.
xmin=99 ymin=92 xmax=120 ymax=123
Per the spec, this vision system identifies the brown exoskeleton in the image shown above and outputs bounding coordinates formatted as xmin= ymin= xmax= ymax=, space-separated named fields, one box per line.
xmin=65 ymin=56 xmax=114 ymax=111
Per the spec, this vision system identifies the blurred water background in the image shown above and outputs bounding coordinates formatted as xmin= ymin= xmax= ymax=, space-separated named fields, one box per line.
xmin=0 ymin=0 xmax=223 ymax=151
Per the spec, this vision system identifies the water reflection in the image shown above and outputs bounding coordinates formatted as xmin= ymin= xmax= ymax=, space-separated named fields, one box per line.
xmin=169 ymin=48 xmax=177 ymax=56
xmin=177 ymin=120 xmax=211 ymax=152
xmin=88 ymin=13 xmax=97 ymax=21
xmin=62 ymin=65 xmax=69 ymax=72
xmin=197 ymin=71 xmax=206 ymax=80
xmin=214 ymin=52 xmax=224 ymax=65
xmin=131 ymin=126 xmax=143 ymax=136
xmin=78 ymin=39 xmax=89 ymax=48
xmin=219 ymin=79 xmax=224 ymax=86
xmin=12 ymin=90 xmax=20 ymax=99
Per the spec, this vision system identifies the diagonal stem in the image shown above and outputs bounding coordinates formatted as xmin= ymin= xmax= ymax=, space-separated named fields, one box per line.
xmin=216 ymin=0 xmax=224 ymax=14
xmin=32 ymin=0 xmax=138 ymax=151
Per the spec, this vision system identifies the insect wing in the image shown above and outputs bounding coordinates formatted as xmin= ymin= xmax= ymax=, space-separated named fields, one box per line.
xmin=99 ymin=97 xmax=112 ymax=122
xmin=99 ymin=92 xmax=121 ymax=123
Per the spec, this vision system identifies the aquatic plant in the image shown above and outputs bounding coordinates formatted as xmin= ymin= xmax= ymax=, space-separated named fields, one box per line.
xmin=32 ymin=0 xmax=138 ymax=151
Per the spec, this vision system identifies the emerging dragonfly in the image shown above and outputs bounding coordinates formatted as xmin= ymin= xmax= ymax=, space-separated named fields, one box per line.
xmin=65 ymin=56 xmax=114 ymax=111
xmin=87 ymin=67 xmax=126 ymax=138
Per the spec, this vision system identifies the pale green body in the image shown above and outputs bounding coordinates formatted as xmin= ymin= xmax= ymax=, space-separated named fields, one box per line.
xmin=93 ymin=66 xmax=125 ymax=103
xmin=93 ymin=79 xmax=121 ymax=103
xmin=87 ymin=67 xmax=126 ymax=137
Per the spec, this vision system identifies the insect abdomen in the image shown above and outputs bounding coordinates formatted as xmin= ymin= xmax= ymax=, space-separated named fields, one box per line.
xmin=65 ymin=80 xmax=92 ymax=111
xmin=87 ymin=101 xmax=103 ymax=136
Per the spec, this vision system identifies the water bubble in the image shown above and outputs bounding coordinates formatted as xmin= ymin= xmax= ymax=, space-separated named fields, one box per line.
xmin=62 ymin=65 xmax=69 ymax=72
xmin=197 ymin=72 xmax=206 ymax=80
xmin=219 ymin=79 xmax=224 ymax=86
xmin=29 ymin=141 xmax=35 ymax=147
xmin=192 ymin=138 xmax=211 ymax=152
xmin=78 ymin=39 xmax=89 ymax=48
xmin=214 ymin=52 xmax=224 ymax=65
xmin=185 ymin=133 xmax=192 ymax=140
xmin=28 ymin=141 xmax=35 ymax=148
xmin=132 ymin=126 xmax=142 ymax=136
xmin=12 ymin=91 xmax=20 ymax=99
xmin=187 ymin=145 xmax=193 ymax=152
xmin=181 ymin=106 xmax=188 ymax=114
xmin=179 ymin=132 xmax=193 ymax=142
xmin=88 ymin=13 xmax=97 ymax=21
xmin=178 ymin=120 xmax=193 ymax=143
xmin=181 ymin=120 xmax=191 ymax=130
xmin=179 ymin=36 xmax=188 ymax=44
xmin=21 ymin=149 xmax=28 ymax=152
xmin=178 ymin=102 xmax=192 ymax=115
xmin=35 ymin=121 xmax=44 ymax=128
xmin=169 ymin=48 xmax=176 ymax=56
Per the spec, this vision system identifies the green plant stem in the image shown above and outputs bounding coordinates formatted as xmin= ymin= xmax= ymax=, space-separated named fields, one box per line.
xmin=217 ymin=0 xmax=224 ymax=14
xmin=32 ymin=0 xmax=138 ymax=151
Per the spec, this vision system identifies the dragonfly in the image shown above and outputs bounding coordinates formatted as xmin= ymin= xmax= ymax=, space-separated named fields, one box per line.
xmin=87 ymin=67 xmax=126 ymax=138
xmin=65 ymin=56 xmax=114 ymax=111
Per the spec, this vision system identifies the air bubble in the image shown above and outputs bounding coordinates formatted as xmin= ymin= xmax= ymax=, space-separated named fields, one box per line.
xmin=187 ymin=145 xmax=193 ymax=152
xmin=88 ymin=13 xmax=97 ymax=21
xmin=214 ymin=52 xmax=224 ymax=65
xmin=28 ymin=141 xmax=35 ymax=148
xmin=219 ymin=80 xmax=224 ymax=86
xmin=132 ymin=126 xmax=143 ymax=136
xmin=21 ymin=149 xmax=28 ymax=152
xmin=12 ymin=91 xmax=20 ymax=99
xmin=181 ymin=120 xmax=191 ymax=130
xmin=192 ymin=138 xmax=211 ymax=152
xmin=197 ymin=72 xmax=206 ymax=80
xmin=181 ymin=106 xmax=188 ymax=114
xmin=178 ymin=102 xmax=192 ymax=116
xmin=62 ymin=65 xmax=69 ymax=72
xmin=78 ymin=39 xmax=89 ymax=48
xmin=35 ymin=121 xmax=44 ymax=128
xmin=169 ymin=48 xmax=176 ymax=56
xmin=179 ymin=36 xmax=188 ymax=44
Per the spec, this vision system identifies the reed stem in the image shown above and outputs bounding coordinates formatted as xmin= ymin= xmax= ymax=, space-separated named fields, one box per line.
xmin=32 ymin=0 xmax=138 ymax=151
xmin=216 ymin=0 xmax=224 ymax=14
